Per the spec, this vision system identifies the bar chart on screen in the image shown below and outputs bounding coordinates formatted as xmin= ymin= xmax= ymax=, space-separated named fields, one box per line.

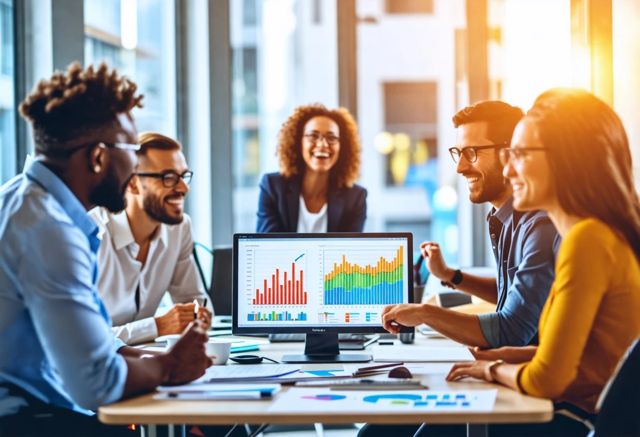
xmin=252 ymin=258 xmax=309 ymax=305
xmin=243 ymin=249 xmax=315 ymax=323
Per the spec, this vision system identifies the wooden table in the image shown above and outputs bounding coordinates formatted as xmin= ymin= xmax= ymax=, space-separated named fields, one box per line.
xmin=99 ymin=336 xmax=552 ymax=437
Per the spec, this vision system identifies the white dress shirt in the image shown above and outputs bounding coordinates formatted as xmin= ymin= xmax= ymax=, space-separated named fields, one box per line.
xmin=296 ymin=196 xmax=328 ymax=233
xmin=90 ymin=208 xmax=209 ymax=344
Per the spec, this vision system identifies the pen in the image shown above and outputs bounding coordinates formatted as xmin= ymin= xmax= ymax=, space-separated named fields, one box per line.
xmin=193 ymin=298 xmax=199 ymax=320
xmin=167 ymin=391 xmax=267 ymax=400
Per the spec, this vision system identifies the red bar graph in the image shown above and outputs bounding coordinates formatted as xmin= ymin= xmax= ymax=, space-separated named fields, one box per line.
xmin=253 ymin=263 xmax=308 ymax=305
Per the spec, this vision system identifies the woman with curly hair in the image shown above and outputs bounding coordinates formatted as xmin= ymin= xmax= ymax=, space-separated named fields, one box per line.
xmin=257 ymin=103 xmax=367 ymax=232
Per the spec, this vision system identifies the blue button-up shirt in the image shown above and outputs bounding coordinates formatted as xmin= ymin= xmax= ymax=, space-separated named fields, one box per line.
xmin=477 ymin=199 xmax=560 ymax=347
xmin=0 ymin=160 xmax=127 ymax=416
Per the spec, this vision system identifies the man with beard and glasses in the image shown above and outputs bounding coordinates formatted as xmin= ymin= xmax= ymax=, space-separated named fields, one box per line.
xmin=380 ymin=101 xmax=560 ymax=351
xmin=91 ymin=132 xmax=212 ymax=345
xmin=358 ymin=101 xmax=560 ymax=437
xmin=0 ymin=64 xmax=211 ymax=437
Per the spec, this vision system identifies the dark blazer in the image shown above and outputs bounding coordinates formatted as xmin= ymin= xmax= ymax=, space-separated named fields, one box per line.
xmin=256 ymin=172 xmax=367 ymax=232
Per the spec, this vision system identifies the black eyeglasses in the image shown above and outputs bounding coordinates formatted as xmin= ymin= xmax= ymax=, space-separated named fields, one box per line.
xmin=448 ymin=142 xmax=509 ymax=164
xmin=303 ymin=132 xmax=340 ymax=146
xmin=499 ymin=147 xmax=548 ymax=166
xmin=46 ymin=141 xmax=141 ymax=156
xmin=135 ymin=170 xmax=194 ymax=188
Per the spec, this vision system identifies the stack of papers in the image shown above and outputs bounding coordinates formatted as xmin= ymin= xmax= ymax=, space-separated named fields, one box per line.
xmin=372 ymin=345 xmax=474 ymax=362
xmin=201 ymin=364 xmax=300 ymax=382
xmin=150 ymin=337 xmax=264 ymax=354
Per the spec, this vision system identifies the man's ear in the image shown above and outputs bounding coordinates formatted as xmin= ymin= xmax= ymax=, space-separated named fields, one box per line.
xmin=127 ymin=174 xmax=140 ymax=194
xmin=90 ymin=144 xmax=105 ymax=174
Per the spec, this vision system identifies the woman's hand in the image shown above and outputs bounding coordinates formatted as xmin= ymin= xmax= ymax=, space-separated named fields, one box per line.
xmin=446 ymin=360 xmax=492 ymax=382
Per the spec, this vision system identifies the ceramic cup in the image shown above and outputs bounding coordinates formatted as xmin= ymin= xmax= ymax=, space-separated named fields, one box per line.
xmin=163 ymin=334 xmax=181 ymax=349
xmin=205 ymin=340 xmax=232 ymax=365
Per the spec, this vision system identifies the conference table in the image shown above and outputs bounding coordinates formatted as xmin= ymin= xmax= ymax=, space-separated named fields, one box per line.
xmin=98 ymin=334 xmax=552 ymax=437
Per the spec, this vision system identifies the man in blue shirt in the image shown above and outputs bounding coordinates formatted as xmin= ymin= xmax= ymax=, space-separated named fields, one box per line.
xmin=0 ymin=63 xmax=211 ymax=436
xmin=381 ymin=101 xmax=559 ymax=349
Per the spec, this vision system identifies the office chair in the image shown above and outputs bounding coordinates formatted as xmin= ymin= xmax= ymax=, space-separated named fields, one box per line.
xmin=193 ymin=243 xmax=233 ymax=319
xmin=591 ymin=337 xmax=640 ymax=436
xmin=192 ymin=242 xmax=213 ymax=294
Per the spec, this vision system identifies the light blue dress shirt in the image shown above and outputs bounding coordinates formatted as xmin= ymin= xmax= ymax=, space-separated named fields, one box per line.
xmin=477 ymin=199 xmax=560 ymax=347
xmin=0 ymin=160 xmax=127 ymax=417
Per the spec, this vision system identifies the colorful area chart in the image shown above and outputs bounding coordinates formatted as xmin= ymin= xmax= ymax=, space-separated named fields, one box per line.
xmin=323 ymin=246 xmax=404 ymax=305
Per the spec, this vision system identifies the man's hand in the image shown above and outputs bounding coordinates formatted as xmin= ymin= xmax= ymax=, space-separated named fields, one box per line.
xmin=197 ymin=306 xmax=212 ymax=331
xmin=420 ymin=241 xmax=454 ymax=280
xmin=155 ymin=303 xmax=196 ymax=337
xmin=163 ymin=319 xmax=212 ymax=385
xmin=469 ymin=346 xmax=538 ymax=364
xmin=381 ymin=304 xmax=427 ymax=334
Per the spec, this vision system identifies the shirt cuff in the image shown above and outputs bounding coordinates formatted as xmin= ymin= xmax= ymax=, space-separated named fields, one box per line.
xmin=112 ymin=317 xmax=159 ymax=345
xmin=113 ymin=337 xmax=126 ymax=351
xmin=477 ymin=312 xmax=501 ymax=348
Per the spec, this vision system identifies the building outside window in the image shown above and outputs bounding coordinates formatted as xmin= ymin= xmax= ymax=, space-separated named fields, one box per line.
xmin=356 ymin=0 xmax=463 ymax=265
xmin=0 ymin=0 xmax=16 ymax=183
xmin=84 ymin=0 xmax=176 ymax=136
xmin=231 ymin=0 xmax=339 ymax=232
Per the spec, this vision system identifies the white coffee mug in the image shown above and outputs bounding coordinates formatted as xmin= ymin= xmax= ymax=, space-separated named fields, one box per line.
xmin=163 ymin=334 xmax=181 ymax=349
xmin=205 ymin=341 xmax=232 ymax=365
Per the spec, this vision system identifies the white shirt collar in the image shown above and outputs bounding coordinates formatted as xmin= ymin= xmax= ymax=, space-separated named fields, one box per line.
xmin=108 ymin=210 xmax=168 ymax=251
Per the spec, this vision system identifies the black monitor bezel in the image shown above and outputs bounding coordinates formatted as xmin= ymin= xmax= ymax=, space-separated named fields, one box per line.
xmin=232 ymin=232 xmax=414 ymax=335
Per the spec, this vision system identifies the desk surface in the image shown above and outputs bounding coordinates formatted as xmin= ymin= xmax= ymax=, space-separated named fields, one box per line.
xmin=98 ymin=336 xmax=552 ymax=426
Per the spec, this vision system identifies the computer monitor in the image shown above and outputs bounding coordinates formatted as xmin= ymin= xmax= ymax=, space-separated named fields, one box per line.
xmin=233 ymin=232 xmax=414 ymax=363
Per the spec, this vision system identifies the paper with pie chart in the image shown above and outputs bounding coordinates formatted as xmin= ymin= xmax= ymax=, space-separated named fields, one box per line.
xmin=269 ymin=388 xmax=498 ymax=413
xmin=236 ymin=237 xmax=410 ymax=327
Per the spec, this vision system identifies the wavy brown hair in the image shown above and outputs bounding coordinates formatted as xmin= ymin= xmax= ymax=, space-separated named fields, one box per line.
xmin=527 ymin=88 xmax=640 ymax=260
xmin=277 ymin=103 xmax=361 ymax=188
xmin=137 ymin=131 xmax=181 ymax=156
xmin=19 ymin=62 xmax=143 ymax=154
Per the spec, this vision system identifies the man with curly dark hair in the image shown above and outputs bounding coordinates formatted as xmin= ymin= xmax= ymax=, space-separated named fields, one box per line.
xmin=0 ymin=63 xmax=211 ymax=436
xmin=257 ymin=103 xmax=367 ymax=233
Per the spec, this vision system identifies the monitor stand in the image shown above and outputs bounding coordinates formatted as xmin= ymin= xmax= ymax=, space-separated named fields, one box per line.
xmin=281 ymin=333 xmax=372 ymax=363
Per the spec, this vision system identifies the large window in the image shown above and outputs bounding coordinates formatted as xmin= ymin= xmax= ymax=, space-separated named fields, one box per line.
xmin=0 ymin=0 xmax=15 ymax=183
xmin=356 ymin=0 xmax=462 ymax=264
xmin=487 ymin=0 xmax=572 ymax=109
xmin=84 ymin=0 xmax=176 ymax=135
xmin=231 ymin=0 xmax=339 ymax=232
xmin=613 ymin=0 xmax=640 ymax=183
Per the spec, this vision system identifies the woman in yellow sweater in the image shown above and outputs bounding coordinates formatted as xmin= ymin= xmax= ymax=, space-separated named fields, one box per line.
xmin=446 ymin=88 xmax=640 ymax=435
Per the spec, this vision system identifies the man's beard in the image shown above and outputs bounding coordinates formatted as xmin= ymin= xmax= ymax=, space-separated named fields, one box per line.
xmin=143 ymin=192 xmax=184 ymax=225
xmin=468 ymin=164 xmax=510 ymax=204
xmin=89 ymin=165 xmax=129 ymax=213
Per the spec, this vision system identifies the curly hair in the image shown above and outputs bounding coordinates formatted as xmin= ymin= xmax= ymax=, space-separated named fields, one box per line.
xmin=19 ymin=62 xmax=144 ymax=154
xmin=277 ymin=103 xmax=361 ymax=188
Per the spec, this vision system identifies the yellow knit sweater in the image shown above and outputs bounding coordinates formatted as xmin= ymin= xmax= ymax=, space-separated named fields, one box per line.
xmin=517 ymin=218 xmax=640 ymax=413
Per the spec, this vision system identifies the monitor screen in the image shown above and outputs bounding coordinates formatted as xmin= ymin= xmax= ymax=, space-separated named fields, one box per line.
xmin=233 ymin=233 xmax=413 ymax=334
